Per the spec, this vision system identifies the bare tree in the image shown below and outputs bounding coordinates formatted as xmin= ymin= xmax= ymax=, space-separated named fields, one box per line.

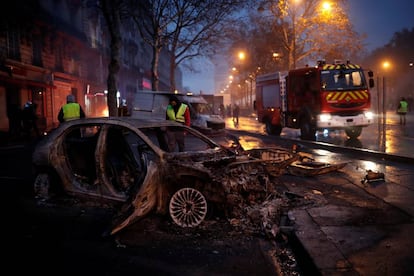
xmin=364 ymin=27 xmax=414 ymax=103
xmin=128 ymin=0 xmax=247 ymax=92
xmin=127 ymin=0 xmax=174 ymax=91
xmin=245 ymin=0 xmax=365 ymax=71
xmin=167 ymin=0 xmax=246 ymax=92
xmin=99 ymin=0 xmax=124 ymax=116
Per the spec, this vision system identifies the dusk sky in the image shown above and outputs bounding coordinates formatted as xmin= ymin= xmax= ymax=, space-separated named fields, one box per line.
xmin=183 ymin=0 xmax=414 ymax=94
xmin=348 ymin=0 xmax=414 ymax=51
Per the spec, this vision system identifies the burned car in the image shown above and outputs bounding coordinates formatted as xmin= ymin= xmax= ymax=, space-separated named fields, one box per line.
xmin=32 ymin=117 xmax=297 ymax=235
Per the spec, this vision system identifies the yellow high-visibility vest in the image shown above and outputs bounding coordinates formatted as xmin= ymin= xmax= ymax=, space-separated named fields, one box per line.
xmin=398 ymin=101 xmax=408 ymax=113
xmin=166 ymin=103 xmax=187 ymax=124
xmin=62 ymin=102 xmax=81 ymax=121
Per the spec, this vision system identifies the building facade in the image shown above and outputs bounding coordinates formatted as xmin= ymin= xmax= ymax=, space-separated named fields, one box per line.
xmin=0 ymin=0 xmax=178 ymax=136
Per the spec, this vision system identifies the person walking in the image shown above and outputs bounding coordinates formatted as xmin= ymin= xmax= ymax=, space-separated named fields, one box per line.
xmin=219 ymin=103 xmax=226 ymax=118
xmin=165 ymin=95 xmax=191 ymax=152
xmin=233 ymin=104 xmax=240 ymax=126
xmin=397 ymin=97 xmax=408 ymax=125
xmin=7 ymin=104 xmax=22 ymax=140
xmin=21 ymin=101 xmax=40 ymax=139
xmin=58 ymin=94 xmax=85 ymax=123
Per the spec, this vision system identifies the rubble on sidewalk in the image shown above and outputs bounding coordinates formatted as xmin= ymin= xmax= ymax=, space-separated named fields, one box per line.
xmin=361 ymin=169 xmax=385 ymax=184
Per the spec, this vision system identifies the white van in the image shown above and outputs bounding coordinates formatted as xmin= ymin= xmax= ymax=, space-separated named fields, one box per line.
xmin=130 ymin=91 xmax=225 ymax=133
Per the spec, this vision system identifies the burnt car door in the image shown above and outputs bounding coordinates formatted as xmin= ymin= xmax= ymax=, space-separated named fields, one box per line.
xmin=96 ymin=125 xmax=150 ymax=199
xmin=61 ymin=125 xmax=101 ymax=193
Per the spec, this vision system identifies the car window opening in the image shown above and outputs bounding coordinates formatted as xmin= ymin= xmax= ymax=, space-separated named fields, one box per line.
xmin=65 ymin=126 xmax=100 ymax=184
xmin=105 ymin=127 xmax=146 ymax=193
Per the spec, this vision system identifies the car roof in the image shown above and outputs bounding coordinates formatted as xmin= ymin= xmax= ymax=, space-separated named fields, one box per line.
xmin=45 ymin=117 xmax=223 ymax=149
xmin=60 ymin=116 xmax=183 ymax=128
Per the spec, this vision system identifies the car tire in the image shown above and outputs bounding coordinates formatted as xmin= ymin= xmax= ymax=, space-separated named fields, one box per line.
xmin=300 ymin=117 xmax=316 ymax=141
xmin=169 ymin=187 xmax=208 ymax=227
xmin=345 ymin=126 xmax=362 ymax=139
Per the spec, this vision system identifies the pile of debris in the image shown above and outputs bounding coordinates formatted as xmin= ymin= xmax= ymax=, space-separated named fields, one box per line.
xmin=208 ymin=147 xmax=299 ymax=238
xmin=209 ymin=147 xmax=349 ymax=239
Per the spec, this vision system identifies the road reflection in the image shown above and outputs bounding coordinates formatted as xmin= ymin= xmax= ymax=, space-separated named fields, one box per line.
xmin=223 ymin=115 xmax=411 ymax=183
xmin=315 ymin=129 xmax=364 ymax=148
xmin=225 ymin=112 xmax=414 ymax=159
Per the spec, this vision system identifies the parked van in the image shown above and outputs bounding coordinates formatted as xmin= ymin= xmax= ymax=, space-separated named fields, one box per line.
xmin=130 ymin=91 xmax=225 ymax=133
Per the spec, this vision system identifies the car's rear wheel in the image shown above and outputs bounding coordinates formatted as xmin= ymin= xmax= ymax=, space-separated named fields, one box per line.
xmin=300 ymin=116 xmax=316 ymax=141
xmin=169 ymin=187 xmax=207 ymax=227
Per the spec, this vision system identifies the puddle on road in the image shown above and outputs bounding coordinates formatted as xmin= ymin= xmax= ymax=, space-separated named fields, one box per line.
xmin=238 ymin=135 xmax=266 ymax=150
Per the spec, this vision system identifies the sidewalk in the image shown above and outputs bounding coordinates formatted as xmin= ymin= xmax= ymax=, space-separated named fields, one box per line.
xmin=283 ymin=152 xmax=414 ymax=275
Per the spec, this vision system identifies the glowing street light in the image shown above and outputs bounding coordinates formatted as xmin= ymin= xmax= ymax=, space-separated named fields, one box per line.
xmin=238 ymin=51 xmax=246 ymax=61
xmin=321 ymin=1 xmax=332 ymax=13
xmin=382 ymin=61 xmax=391 ymax=70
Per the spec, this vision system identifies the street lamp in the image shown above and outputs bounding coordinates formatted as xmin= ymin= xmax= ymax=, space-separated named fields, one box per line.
xmin=382 ymin=62 xmax=391 ymax=116
xmin=321 ymin=1 xmax=332 ymax=14
xmin=238 ymin=51 xmax=246 ymax=61
xmin=380 ymin=60 xmax=392 ymax=152
xmin=234 ymin=51 xmax=250 ymax=107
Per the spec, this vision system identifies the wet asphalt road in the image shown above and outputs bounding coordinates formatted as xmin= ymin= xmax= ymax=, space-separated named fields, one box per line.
xmin=226 ymin=111 xmax=414 ymax=160
xmin=1 ymin=115 xmax=414 ymax=275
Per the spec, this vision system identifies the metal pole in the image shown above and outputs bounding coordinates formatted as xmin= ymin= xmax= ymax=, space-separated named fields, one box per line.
xmin=382 ymin=77 xmax=386 ymax=152
xmin=377 ymin=76 xmax=381 ymax=140
xmin=250 ymin=78 xmax=253 ymax=110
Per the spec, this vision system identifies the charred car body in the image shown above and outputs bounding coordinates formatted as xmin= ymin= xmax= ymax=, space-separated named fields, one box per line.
xmin=32 ymin=117 xmax=297 ymax=235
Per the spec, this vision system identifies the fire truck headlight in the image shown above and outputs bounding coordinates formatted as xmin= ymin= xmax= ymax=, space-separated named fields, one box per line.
xmin=319 ymin=114 xmax=331 ymax=122
xmin=364 ymin=111 xmax=374 ymax=120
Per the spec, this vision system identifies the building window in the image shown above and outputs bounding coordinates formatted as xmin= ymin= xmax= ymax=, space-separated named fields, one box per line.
xmin=32 ymin=35 xmax=43 ymax=67
xmin=55 ymin=45 xmax=64 ymax=72
xmin=7 ymin=30 xmax=21 ymax=60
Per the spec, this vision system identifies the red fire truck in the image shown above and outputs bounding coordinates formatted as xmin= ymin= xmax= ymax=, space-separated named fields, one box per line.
xmin=254 ymin=60 xmax=375 ymax=140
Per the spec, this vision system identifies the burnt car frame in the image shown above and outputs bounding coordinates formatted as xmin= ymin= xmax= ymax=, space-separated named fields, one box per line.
xmin=32 ymin=117 xmax=297 ymax=234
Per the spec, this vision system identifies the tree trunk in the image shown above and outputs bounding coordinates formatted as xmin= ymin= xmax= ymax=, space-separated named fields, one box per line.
xmin=151 ymin=44 xmax=160 ymax=91
xmin=169 ymin=55 xmax=176 ymax=92
xmin=101 ymin=0 xmax=121 ymax=116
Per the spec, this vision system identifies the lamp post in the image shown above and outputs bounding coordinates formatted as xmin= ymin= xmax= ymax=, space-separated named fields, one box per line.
xmin=235 ymin=51 xmax=249 ymax=107
xmin=381 ymin=61 xmax=391 ymax=152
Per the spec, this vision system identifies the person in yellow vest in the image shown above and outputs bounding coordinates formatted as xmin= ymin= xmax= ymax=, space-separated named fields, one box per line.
xmin=397 ymin=97 xmax=408 ymax=125
xmin=165 ymin=95 xmax=191 ymax=152
xmin=58 ymin=94 xmax=85 ymax=123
